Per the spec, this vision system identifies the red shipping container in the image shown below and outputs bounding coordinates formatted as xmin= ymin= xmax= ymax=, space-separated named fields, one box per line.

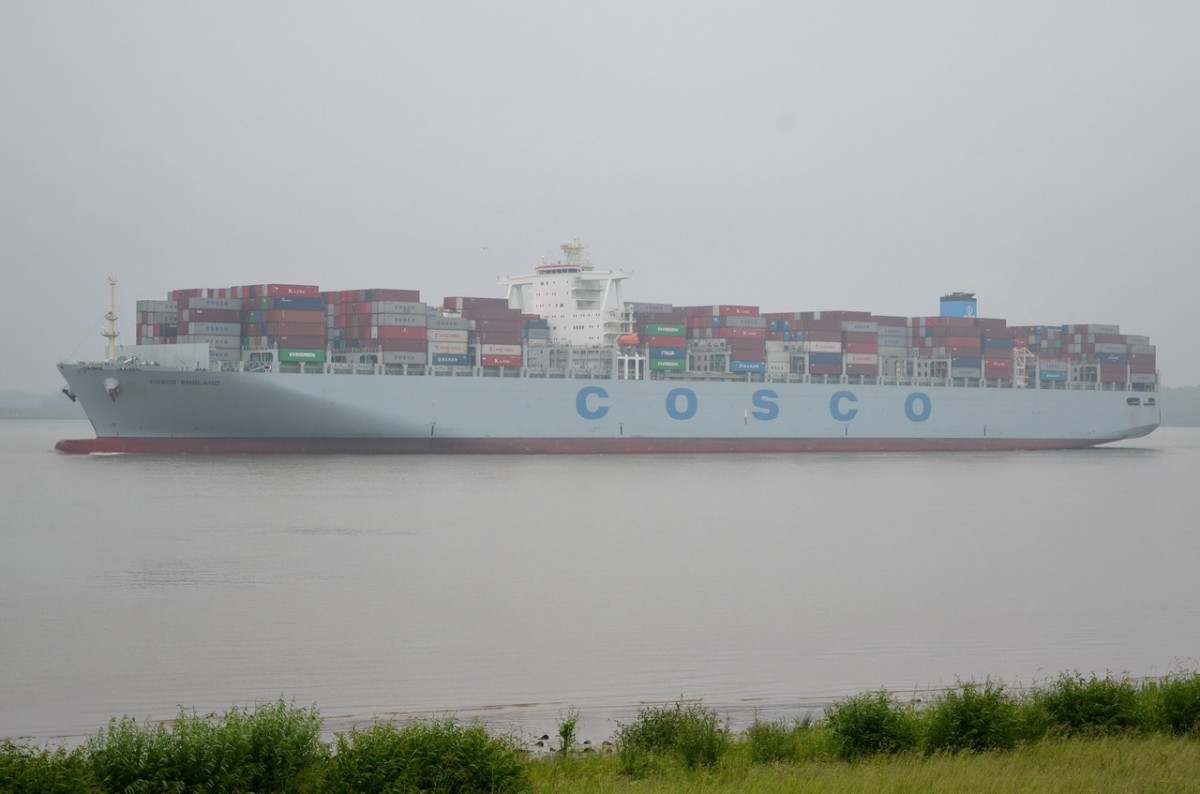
xmin=845 ymin=364 xmax=877 ymax=376
xmin=266 ymin=284 xmax=320 ymax=298
xmin=269 ymin=335 xmax=326 ymax=348
xmin=474 ymin=318 xmax=522 ymax=332
xmin=804 ymin=330 xmax=843 ymax=342
xmin=642 ymin=335 xmax=687 ymax=347
xmin=378 ymin=338 xmax=427 ymax=352
xmin=256 ymin=309 xmax=326 ymax=324
xmin=179 ymin=309 xmax=241 ymax=323
xmin=842 ymin=331 xmax=877 ymax=344
xmin=717 ymin=305 xmax=759 ymax=316
xmin=808 ymin=364 xmax=842 ymax=376
xmin=375 ymin=326 xmax=427 ymax=340
xmin=481 ymin=354 xmax=523 ymax=367
xmin=476 ymin=332 xmax=523 ymax=345
xmin=361 ymin=288 xmax=420 ymax=302
xmin=712 ymin=327 xmax=766 ymax=340
xmin=798 ymin=319 xmax=844 ymax=332
xmin=254 ymin=321 xmax=325 ymax=336
xmin=845 ymin=342 xmax=879 ymax=354
xmin=1099 ymin=364 xmax=1128 ymax=382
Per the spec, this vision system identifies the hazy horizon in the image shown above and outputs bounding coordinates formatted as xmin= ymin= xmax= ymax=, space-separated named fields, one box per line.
xmin=4 ymin=2 xmax=1197 ymax=392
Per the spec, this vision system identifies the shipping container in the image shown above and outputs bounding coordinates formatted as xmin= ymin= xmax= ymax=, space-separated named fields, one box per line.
xmin=428 ymin=341 xmax=469 ymax=355
xmin=480 ymin=343 xmax=522 ymax=356
xmin=426 ymin=329 xmax=469 ymax=343
xmin=373 ymin=312 xmax=428 ymax=327
xmin=278 ymin=349 xmax=327 ymax=363
xmin=642 ymin=335 xmax=687 ymax=348
xmin=649 ymin=346 xmax=687 ymax=359
xmin=730 ymin=360 xmax=766 ymax=373
xmin=430 ymin=353 xmax=470 ymax=366
xmin=381 ymin=351 xmax=427 ymax=366
xmin=374 ymin=326 xmax=428 ymax=340
xmin=648 ymin=358 xmax=687 ymax=371
xmin=481 ymin=354 xmax=523 ymax=367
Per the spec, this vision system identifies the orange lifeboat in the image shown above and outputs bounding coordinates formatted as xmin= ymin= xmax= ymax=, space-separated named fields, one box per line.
xmin=617 ymin=333 xmax=640 ymax=347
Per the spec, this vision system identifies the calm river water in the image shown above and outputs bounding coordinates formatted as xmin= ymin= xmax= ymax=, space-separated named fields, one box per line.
xmin=3 ymin=420 xmax=1198 ymax=746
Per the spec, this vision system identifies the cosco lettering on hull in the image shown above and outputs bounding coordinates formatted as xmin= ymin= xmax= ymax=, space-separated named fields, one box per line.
xmin=575 ymin=387 xmax=933 ymax=423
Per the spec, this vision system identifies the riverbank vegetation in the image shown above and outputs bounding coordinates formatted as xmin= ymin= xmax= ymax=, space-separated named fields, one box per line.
xmin=4 ymin=671 xmax=1200 ymax=793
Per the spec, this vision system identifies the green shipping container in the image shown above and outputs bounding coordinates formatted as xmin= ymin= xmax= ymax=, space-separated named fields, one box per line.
xmin=648 ymin=358 xmax=687 ymax=371
xmin=278 ymin=348 xmax=326 ymax=363
xmin=643 ymin=323 xmax=686 ymax=336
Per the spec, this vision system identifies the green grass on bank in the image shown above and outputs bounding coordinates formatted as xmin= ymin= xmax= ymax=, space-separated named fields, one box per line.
xmin=4 ymin=671 xmax=1200 ymax=793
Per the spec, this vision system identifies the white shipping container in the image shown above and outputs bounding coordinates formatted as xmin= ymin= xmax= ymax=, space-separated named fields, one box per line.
xmin=480 ymin=343 xmax=522 ymax=356
xmin=427 ymin=341 xmax=469 ymax=355
xmin=1093 ymin=343 xmax=1126 ymax=355
xmin=373 ymin=312 xmax=428 ymax=327
xmin=767 ymin=361 xmax=789 ymax=375
xmin=765 ymin=350 xmax=790 ymax=363
xmin=381 ymin=351 xmax=427 ymax=365
xmin=177 ymin=334 xmax=240 ymax=349
xmin=183 ymin=322 xmax=240 ymax=336
xmin=185 ymin=297 xmax=242 ymax=310
xmin=209 ymin=348 xmax=240 ymax=362
xmin=427 ymin=329 xmax=469 ymax=343
xmin=372 ymin=301 xmax=427 ymax=315
xmin=841 ymin=321 xmax=878 ymax=333
xmin=1129 ymin=344 xmax=1156 ymax=356
xmin=136 ymin=300 xmax=178 ymax=312
xmin=1131 ymin=373 xmax=1157 ymax=384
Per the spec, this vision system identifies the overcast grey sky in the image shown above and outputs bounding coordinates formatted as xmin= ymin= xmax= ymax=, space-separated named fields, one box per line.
xmin=3 ymin=1 xmax=1197 ymax=392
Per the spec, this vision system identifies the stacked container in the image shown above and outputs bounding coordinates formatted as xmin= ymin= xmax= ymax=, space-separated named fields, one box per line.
xmin=176 ymin=297 xmax=243 ymax=363
xmin=446 ymin=297 xmax=524 ymax=368
xmin=325 ymin=291 xmax=427 ymax=366
xmin=427 ymin=312 xmax=471 ymax=367
xmin=242 ymin=294 xmax=327 ymax=362
xmin=135 ymin=299 xmax=178 ymax=345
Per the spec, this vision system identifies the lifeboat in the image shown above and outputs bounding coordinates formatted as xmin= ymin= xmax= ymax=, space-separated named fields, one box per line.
xmin=617 ymin=333 xmax=640 ymax=347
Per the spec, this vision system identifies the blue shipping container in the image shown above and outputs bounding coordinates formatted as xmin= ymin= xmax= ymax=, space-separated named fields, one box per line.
xmin=809 ymin=352 xmax=843 ymax=365
xmin=951 ymin=356 xmax=982 ymax=368
xmin=271 ymin=296 xmax=325 ymax=310
xmin=730 ymin=360 xmax=766 ymax=373
xmin=982 ymin=338 xmax=1015 ymax=349
xmin=1040 ymin=370 xmax=1068 ymax=381
xmin=649 ymin=346 xmax=686 ymax=359
xmin=1097 ymin=352 xmax=1128 ymax=364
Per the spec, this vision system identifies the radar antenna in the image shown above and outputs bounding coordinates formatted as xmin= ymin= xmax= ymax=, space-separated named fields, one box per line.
xmin=100 ymin=277 xmax=119 ymax=360
xmin=561 ymin=238 xmax=590 ymax=270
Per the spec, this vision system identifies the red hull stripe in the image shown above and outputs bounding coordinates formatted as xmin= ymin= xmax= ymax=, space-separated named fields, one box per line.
xmin=55 ymin=436 xmax=1101 ymax=454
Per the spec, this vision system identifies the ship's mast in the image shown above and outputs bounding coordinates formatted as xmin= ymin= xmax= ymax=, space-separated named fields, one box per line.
xmin=101 ymin=277 xmax=119 ymax=360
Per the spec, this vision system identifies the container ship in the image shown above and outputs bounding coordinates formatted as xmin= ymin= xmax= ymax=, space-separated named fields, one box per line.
xmin=56 ymin=242 xmax=1160 ymax=454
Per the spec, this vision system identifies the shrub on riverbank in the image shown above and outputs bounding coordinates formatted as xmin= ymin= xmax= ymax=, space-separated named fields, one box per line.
xmin=923 ymin=680 xmax=1020 ymax=753
xmin=84 ymin=700 xmax=326 ymax=793
xmin=323 ymin=719 xmax=529 ymax=794
xmin=615 ymin=700 xmax=730 ymax=775
xmin=6 ymin=670 xmax=1200 ymax=791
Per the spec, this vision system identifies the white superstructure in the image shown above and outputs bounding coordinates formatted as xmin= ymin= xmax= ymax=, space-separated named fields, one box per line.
xmin=500 ymin=239 xmax=632 ymax=347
